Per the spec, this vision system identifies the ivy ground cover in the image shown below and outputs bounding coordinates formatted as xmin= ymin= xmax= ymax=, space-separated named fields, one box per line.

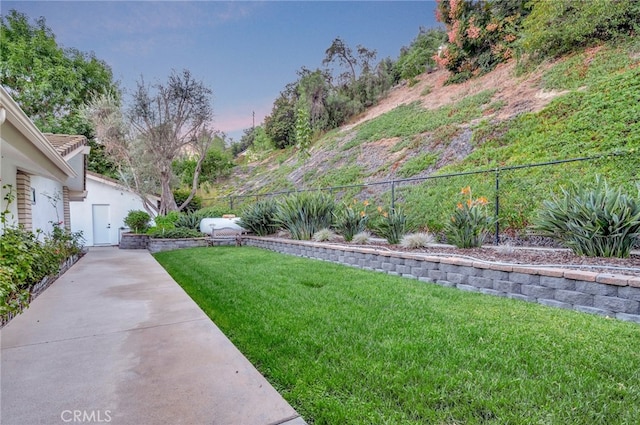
xmin=154 ymin=247 xmax=640 ymax=425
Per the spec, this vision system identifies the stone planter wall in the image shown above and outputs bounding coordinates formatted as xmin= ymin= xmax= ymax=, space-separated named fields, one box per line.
xmin=147 ymin=237 xmax=209 ymax=254
xmin=119 ymin=233 xmax=149 ymax=249
xmin=244 ymin=236 xmax=640 ymax=324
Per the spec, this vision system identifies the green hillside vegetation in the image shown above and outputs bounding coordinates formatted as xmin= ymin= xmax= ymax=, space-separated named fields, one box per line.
xmin=207 ymin=39 xmax=640 ymax=236
xmin=203 ymin=2 xmax=640 ymax=239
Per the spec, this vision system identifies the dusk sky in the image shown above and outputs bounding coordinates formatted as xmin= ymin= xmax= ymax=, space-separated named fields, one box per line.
xmin=4 ymin=1 xmax=440 ymax=141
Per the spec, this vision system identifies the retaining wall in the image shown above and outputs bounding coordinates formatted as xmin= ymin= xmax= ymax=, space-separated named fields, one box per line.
xmin=119 ymin=233 xmax=149 ymax=249
xmin=147 ymin=237 xmax=209 ymax=253
xmin=244 ymin=236 xmax=640 ymax=324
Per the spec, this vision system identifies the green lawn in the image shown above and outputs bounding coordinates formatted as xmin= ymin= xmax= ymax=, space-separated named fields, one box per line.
xmin=155 ymin=247 xmax=640 ymax=425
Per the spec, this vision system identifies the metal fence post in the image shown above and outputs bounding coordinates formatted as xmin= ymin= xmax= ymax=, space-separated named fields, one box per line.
xmin=391 ymin=180 xmax=396 ymax=211
xmin=229 ymin=196 xmax=234 ymax=211
xmin=494 ymin=168 xmax=500 ymax=245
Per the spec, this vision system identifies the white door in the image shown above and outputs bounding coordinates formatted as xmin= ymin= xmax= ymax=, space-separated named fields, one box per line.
xmin=92 ymin=204 xmax=111 ymax=245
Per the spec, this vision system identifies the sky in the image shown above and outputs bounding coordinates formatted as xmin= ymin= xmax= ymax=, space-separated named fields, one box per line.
xmin=3 ymin=1 xmax=440 ymax=141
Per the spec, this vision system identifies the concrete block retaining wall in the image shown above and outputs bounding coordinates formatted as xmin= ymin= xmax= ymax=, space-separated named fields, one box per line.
xmin=147 ymin=237 xmax=209 ymax=253
xmin=245 ymin=236 xmax=640 ymax=324
xmin=119 ymin=233 xmax=149 ymax=249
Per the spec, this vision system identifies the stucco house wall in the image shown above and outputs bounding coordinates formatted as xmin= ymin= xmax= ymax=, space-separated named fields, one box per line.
xmin=30 ymin=176 xmax=65 ymax=234
xmin=70 ymin=172 xmax=153 ymax=246
xmin=1 ymin=87 xmax=88 ymax=235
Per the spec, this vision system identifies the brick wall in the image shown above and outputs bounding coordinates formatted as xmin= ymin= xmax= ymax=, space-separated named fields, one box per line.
xmin=245 ymin=237 xmax=640 ymax=324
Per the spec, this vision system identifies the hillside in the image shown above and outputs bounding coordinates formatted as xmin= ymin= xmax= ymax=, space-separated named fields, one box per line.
xmin=207 ymin=39 xmax=640 ymax=234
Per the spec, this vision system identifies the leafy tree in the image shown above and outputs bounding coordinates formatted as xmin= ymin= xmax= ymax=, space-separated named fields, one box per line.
xmin=172 ymin=189 xmax=202 ymax=214
xmin=174 ymin=135 xmax=234 ymax=186
xmin=395 ymin=28 xmax=448 ymax=80
xmin=296 ymin=68 xmax=332 ymax=131
xmin=0 ymin=9 xmax=118 ymax=134
xmin=264 ymin=89 xmax=297 ymax=149
xmin=84 ymin=70 xmax=218 ymax=215
xmin=323 ymin=37 xmax=359 ymax=82
xmin=86 ymin=139 xmax=119 ymax=179
xmin=323 ymin=37 xmax=377 ymax=85
xmin=434 ymin=0 xmax=530 ymax=82
xmin=252 ymin=126 xmax=273 ymax=152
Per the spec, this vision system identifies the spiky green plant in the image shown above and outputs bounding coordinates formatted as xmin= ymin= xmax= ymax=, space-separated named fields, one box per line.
xmin=276 ymin=192 xmax=335 ymax=240
xmin=531 ymin=177 xmax=640 ymax=258
xmin=368 ymin=208 xmax=409 ymax=245
xmin=334 ymin=200 xmax=370 ymax=242
xmin=174 ymin=211 xmax=202 ymax=231
xmin=445 ymin=187 xmax=496 ymax=248
xmin=238 ymin=198 xmax=280 ymax=236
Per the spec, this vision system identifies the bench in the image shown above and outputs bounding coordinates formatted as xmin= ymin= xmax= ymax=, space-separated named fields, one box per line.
xmin=209 ymin=226 xmax=244 ymax=246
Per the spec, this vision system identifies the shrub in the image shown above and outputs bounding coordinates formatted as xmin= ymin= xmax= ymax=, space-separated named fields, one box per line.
xmin=174 ymin=211 xmax=202 ymax=231
xmin=0 ymin=227 xmax=59 ymax=288
xmin=369 ymin=208 xmax=409 ymax=245
xmin=47 ymin=222 xmax=85 ymax=260
xmin=530 ymin=177 xmax=640 ymax=258
xmin=239 ymin=199 xmax=280 ymax=236
xmin=173 ymin=189 xmax=202 ymax=213
xmin=445 ymin=186 xmax=496 ymax=248
xmin=148 ymin=228 xmax=204 ymax=239
xmin=313 ymin=228 xmax=337 ymax=242
xmin=0 ymin=264 xmax=30 ymax=320
xmin=276 ymin=192 xmax=335 ymax=240
xmin=352 ymin=231 xmax=372 ymax=244
xmin=334 ymin=200 xmax=370 ymax=242
xmin=152 ymin=211 xmax=180 ymax=232
xmin=124 ymin=210 xmax=151 ymax=233
xmin=400 ymin=232 xmax=435 ymax=249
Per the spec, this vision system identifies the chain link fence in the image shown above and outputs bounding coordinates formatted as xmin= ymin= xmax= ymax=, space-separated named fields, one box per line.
xmin=202 ymin=150 xmax=639 ymax=244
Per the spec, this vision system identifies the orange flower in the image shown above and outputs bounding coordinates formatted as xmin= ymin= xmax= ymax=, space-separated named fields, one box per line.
xmin=377 ymin=206 xmax=383 ymax=213
xmin=360 ymin=211 xmax=366 ymax=217
xmin=466 ymin=199 xmax=473 ymax=208
xmin=461 ymin=186 xmax=471 ymax=195
xmin=457 ymin=202 xmax=463 ymax=210
xmin=363 ymin=200 xmax=370 ymax=206
xmin=477 ymin=196 xmax=488 ymax=205
xmin=382 ymin=212 xmax=388 ymax=218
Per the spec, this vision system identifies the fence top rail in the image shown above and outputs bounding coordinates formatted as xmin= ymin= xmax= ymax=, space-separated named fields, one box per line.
xmin=206 ymin=149 xmax=635 ymax=203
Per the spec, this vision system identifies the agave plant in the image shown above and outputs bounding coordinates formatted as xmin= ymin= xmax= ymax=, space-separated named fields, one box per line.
xmin=368 ymin=208 xmax=409 ymax=245
xmin=238 ymin=198 xmax=280 ymax=236
xmin=174 ymin=211 xmax=202 ymax=231
xmin=334 ymin=200 xmax=370 ymax=242
xmin=275 ymin=192 xmax=335 ymax=240
xmin=531 ymin=177 xmax=640 ymax=258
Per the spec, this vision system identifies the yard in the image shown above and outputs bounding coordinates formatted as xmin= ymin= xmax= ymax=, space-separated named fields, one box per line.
xmin=154 ymin=246 xmax=640 ymax=425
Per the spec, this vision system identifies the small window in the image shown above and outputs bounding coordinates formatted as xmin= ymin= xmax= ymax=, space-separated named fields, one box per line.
xmin=31 ymin=187 xmax=36 ymax=204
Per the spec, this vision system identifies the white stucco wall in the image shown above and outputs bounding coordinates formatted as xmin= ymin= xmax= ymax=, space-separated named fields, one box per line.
xmin=0 ymin=160 xmax=18 ymax=228
xmin=31 ymin=175 xmax=65 ymax=234
xmin=70 ymin=176 xmax=150 ymax=246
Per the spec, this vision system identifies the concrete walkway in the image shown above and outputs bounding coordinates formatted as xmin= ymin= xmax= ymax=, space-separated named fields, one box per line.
xmin=1 ymin=247 xmax=306 ymax=425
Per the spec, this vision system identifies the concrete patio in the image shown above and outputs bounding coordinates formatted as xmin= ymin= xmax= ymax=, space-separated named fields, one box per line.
xmin=1 ymin=247 xmax=306 ymax=425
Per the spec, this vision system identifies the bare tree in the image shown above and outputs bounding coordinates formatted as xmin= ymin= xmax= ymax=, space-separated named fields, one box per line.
xmin=83 ymin=69 xmax=217 ymax=215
